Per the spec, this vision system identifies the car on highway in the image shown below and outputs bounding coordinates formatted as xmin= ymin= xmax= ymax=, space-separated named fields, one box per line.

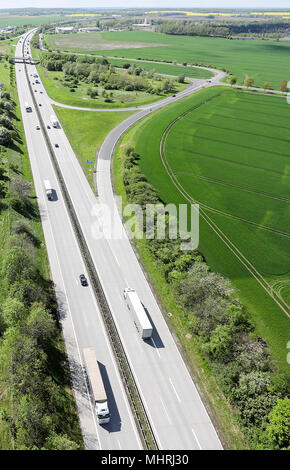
xmin=39 ymin=103 xmax=42 ymax=106
xmin=79 ymin=274 xmax=88 ymax=286
xmin=172 ymin=94 xmax=176 ymax=97
xmin=55 ymin=143 xmax=59 ymax=148
xmin=34 ymin=89 xmax=37 ymax=92
xmin=47 ymin=125 xmax=50 ymax=129
xmin=36 ymin=125 xmax=40 ymax=130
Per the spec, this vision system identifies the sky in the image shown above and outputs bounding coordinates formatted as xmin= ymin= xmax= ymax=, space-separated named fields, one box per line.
xmin=2 ymin=1 xmax=290 ymax=10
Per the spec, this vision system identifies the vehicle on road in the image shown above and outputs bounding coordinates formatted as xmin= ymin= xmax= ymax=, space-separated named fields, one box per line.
xmin=39 ymin=103 xmax=42 ymax=106
xmin=123 ymin=287 xmax=153 ymax=339
xmin=83 ymin=348 xmax=110 ymax=424
xmin=24 ymin=101 xmax=31 ymax=112
xmin=172 ymin=94 xmax=176 ymax=97
xmin=36 ymin=125 xmax=40 ymax=130
xmin=50 ymin=115 xmax=58 ymax=128
xmin=47 ymin=125 xmax=50 ymax=129
xmin=79 ymin=274 xmax=88 ymax=286
xmin=44 ymin=180 xmax=53 ymax=200
xmin=55 ymin=143 xmax=59 ymax=148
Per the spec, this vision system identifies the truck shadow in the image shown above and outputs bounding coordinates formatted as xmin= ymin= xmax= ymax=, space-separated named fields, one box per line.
xmin=98 ymin=362 xmax=121 ymax=433
xmin=143 ymin=305 xmax=165 ymax=349
xmin=51 ymin=189 xmax=58 ymax=201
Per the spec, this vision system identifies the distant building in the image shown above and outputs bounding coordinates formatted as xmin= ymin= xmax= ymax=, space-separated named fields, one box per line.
xmin=132 ymin=17 xmax=153 ymax=30
xmin=55 ymin=27 xmax=75 ymax=34
xmin=78 ymin=27 xmax=100 ymax=33
xmin=0 ymin=25 xmax=17 ymax=34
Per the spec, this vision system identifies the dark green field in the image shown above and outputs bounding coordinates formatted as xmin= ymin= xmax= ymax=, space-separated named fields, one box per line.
xmin=127 ymin=86 xmax=290 ymax=374
xmin=47 ymin=30 xmax=290 ymax=89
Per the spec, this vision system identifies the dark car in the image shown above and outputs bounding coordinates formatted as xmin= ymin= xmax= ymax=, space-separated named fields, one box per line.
xmin=55 ymin=143 xmax=59 ymax=148
xmin=172 ymin=94 xmax=176 ymax=97
xmin=79 ymin=274 xmax=88 ymax=286
xmin=39 ymin=103 xmax=42 ymax=106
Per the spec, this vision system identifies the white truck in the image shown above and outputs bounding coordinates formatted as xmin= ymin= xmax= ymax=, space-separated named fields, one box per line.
xmin=50 ymin=114 xmax=58 ymax=128
xmin=123 ymin=287 xmax=153 ymax=340
xmin=83 ymin=348 xmax=110 ymax=425
xmin=44 ymin=180 xmax=53 ymax=200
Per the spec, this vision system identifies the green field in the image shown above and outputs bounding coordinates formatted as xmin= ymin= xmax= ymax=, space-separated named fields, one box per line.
xmin=53 ymin=106 xmax=133 ymax=188
xmin=47 ymin=30 xmax=290 ymax=89
xmin=121 ymin=86 xmax=290 ymax=375
xmin=0 ymin=14 xmax=65 ymax=27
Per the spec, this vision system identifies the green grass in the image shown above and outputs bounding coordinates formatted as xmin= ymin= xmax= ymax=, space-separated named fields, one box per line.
xmin=114 ymin=86 xmax=290 ymax=377
xmin=53 ymin=106 xmax=134 ymax=188
xmin=35 ymin=62 xmax=186 ymax=109
xmin=48 ymin=30 xmax=290 ymax=89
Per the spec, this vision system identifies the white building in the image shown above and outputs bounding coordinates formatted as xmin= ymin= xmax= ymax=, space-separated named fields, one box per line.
xmin=55 ymin=27 xmax=75 ymax=34
xmin=78 ymin=27 xmax=100 ymax=33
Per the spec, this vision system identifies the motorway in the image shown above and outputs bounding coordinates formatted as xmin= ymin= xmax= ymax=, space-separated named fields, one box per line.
xmin=16 ymin=31 xmax=142 ymax=451
xmin=16 ymin=30 xmax=223 ymax=450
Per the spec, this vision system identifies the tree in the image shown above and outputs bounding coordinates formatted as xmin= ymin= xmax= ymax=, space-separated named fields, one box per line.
xmin=44 ymin=433 xmax=79 ymax=450
xmin=203 ymin=324 xmax=232 ymax=360
xmin=177 ymin=74 xmax=185 ymax=83
xmin=27 ymin=303 xmax=56 ymax=348
xmin=1 ymin=297 xmax=28 ymax=328
xmin=267 ymin=398 xmax=290 ymax=448
xmin=280 ymin=80 xmax=288 ymax=92
xmin=229 ymin=76 xmax=237 ymax=86
xmin=0 ymin=126 xmax=12 ymax=146
xmin=244 ymin=77 xmax=255 ymax=87
xmin=10 ymin=176 xmax=31 ymax=199
xmin=1 ymin=246 xmax=36 ymax=283
xmin=262 ymin=82 xmax=273 ymax=90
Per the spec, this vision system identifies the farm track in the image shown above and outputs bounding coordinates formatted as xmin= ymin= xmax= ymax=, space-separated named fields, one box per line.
xmin=159 ymin=104 xmax=290 ymax=319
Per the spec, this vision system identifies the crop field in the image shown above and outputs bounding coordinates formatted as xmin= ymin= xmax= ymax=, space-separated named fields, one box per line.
xmin=47 ymin=30 xmax=290 ymax=89
xmin=126 ymin=86 xmax=290 ymax=374
xmin=106 ymin=58 xmax=213 ymax=79
xmin=0 ymin=14 xmax=65 ymax=27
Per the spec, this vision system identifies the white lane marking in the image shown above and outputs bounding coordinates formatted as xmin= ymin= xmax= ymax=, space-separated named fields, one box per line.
xmin=169 ymin=377 xmax=181 ymax=403
xmin=160 ymin=396 xmax=171 ymax=424
xmin=151 ymin=337 xmax=160 ymax=358
xmin=192 ymin=428 xmax=202 ymax=450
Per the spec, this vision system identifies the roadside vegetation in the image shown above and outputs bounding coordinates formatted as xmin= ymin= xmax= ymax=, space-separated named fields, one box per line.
xmin=46 ymin=30 xmax=290 ymax=90
xmin=35 ymin=52 xmax=185 ymax=108
xmin=0 ymin=56 xmax=83 ymax=449
xmin=112 ymin=107 xmax=290 ymax=450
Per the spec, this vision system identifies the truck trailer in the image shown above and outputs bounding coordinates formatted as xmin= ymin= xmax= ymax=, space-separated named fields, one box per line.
xmin=83 ymin=348 xmax=110 ymax=425
xmin=123 ymin=287 xmax=153 ymax=339
xmin=44 ymin=180 xmax=53 ymax=200
xmin=25 ymin=101 xmax=31 ymax=112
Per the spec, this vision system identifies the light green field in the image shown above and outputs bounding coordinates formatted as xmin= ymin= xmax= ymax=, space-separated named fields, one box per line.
xmin=120 ymin=86 xmax=290 ymax=375
xmin=47 ymin=30 xmax=290 ymax=89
